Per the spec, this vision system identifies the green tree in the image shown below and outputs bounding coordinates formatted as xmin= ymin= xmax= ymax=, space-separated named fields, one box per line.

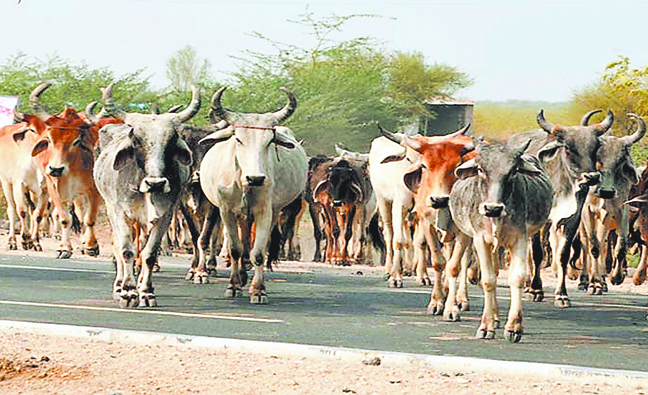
xmin=166 ymin=46 xmax=212 ymax=94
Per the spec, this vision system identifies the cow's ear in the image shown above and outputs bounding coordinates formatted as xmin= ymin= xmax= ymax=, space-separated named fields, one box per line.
xmin=380 ymin=154 xmax=405 ymax=164
xmin=199 ymin=128 xmax=234 ymax=145
xmin=455 ymin=159 xmax=479 ymax=180
xmin=174 ymin=138 xmax=193 ymax=166
xmin=537 ymin=141 xmax=564 ymax=163
xmin=31 ymin=139 xmax=49 ymax=157
xmin=517 ymin=156 xmax=543 ymax=176
xmin=12 ymin=130 xmax=28 ymax=143
xmin=113 ymin=145 xmax=135 ymax=170
xmin=403 ymin=165 xmax=423 ymax=193
xmin=623 ymin=160 xmax=639 ymax=185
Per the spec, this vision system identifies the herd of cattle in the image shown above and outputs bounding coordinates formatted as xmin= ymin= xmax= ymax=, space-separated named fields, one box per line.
xmin=3 ymin=81 xmax=648 ymax=343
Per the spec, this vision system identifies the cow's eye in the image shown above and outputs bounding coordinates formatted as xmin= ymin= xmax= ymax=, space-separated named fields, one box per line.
xmin=235 ymin=137 xmax=243 ymax=145
xmin=73 ymin=138 xmax=81 ymax=146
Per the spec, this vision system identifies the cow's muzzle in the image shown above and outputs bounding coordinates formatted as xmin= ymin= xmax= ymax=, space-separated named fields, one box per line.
xmin=595 ymin=187 xmax=616 ymax=199
xmin=246 ymin=176 xmax=266 ymax=187
xmin=47 ymin=165 xmax=65 ymax=178
xmin=428 ymin=196 xmax=449 ymax=209
xmin=480 ymin=203 xmax=505 ymax=218
xmin=140 ymin=177 xmax=170 ymax=193
xmin=332 ymin=200 xmax=343 ymax=207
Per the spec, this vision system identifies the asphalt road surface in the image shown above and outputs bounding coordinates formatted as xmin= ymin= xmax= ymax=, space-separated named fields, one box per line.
xmin=0 ymin=252 xmax=647 ymax=372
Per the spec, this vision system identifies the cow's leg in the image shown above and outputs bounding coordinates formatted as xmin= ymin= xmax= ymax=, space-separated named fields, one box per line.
xmin=14 ymin=183 xmax=34 ymax=250
xmin=1 ymin=180 xmax=18 ymax=250
xmin=550 ymin=224 xmax=571 ymax=308
xmin=136 ymin=209 xmax=175 ymax=307
xmin=53 ymin=199 xmax=74 ymax=259
xmin=505 ymin=238 xmax=528 ymax=343
xmin=78 ymin=193 xmax=100 ymax=257
xmin=110 ymin=216 xmax=138 ymax=308
xmin=223 ymin=211 xmax=243 ymax=298
xmin=248 ymin=207 xmax=272 ymax=305
xmin=473 ymin=237 xmax=497 ymax=339
xmin=587 ymin=212 xmax=610 ymax=295
xmin=340 ymin=205 xmax=356 ymax=265
xmin=634 ymin=246 xmax=648 ymax=285
xmin=190 ymin=204 xmax=221 ymax=284
xmin=387 ymin=202 xmax=409 ymax=288
xmin=308 ymin=203 xmax=323 ymax=262
xmin=441 ymin=233 xmax=469 ymax=322
xmin=414 ymin=222 xmax=432 ymax=287
xmin=527 ymin=232 xmax=545 ymax=302
xmin=456 ymin=240 xmax=472 ymax=311
xmin=610 ymin=207 xmax=629 ymax=286
xmin=377 ymin=199 xmax=393 ymax=279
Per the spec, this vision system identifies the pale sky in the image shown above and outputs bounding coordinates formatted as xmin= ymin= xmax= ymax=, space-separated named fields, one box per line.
xmin=2 ymin=0 xmax=647 ymax=102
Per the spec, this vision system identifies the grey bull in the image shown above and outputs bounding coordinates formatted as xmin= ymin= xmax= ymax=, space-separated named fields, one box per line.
xmin=93 ymin=83 xmax=199 ymax=308
xmin=450 ymin=140 xmax=552 ymax=342
xmin=198 ymin=87 xmax=308 ymax=304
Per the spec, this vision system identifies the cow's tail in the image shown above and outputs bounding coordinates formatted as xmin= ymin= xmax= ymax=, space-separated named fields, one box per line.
xmin=70 ymin=205 xmax=82 ymax=234
xmin=368 ymin=212 xmax=385 ymax=254
xmin=266 ymin=225 xmax=282 ymax=271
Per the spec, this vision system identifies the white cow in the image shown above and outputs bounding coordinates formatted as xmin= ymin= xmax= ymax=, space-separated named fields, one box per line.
xmin=199 ymin=87 xmax=308 ymax=304
xmin=368 ymin=125 xmax=420 ymax=287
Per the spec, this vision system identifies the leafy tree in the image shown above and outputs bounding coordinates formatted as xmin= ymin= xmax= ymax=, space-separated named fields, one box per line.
xmin=166 ymin=46 xmax=212 ymax=94
xmin=0 ymin=52 xmax=155 ymax=115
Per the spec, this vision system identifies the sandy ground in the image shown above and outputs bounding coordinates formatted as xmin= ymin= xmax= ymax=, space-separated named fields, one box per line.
xmin=0 ymin=225 xmax=647 ymax=394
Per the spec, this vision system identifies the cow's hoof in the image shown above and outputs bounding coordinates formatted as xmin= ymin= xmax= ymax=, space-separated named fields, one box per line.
xmin=84 ymin=245 xmax=100 ymax=257
xmin=443 ymin=306 xmax=460 ymax=322
xmin=554 ymin=295 xmax=571 ymax=308
xmin=587 ymin=283 xmax=603 ymax=296
xmin=225 ymin=287 xmax=242 ymax=298
xmin=22 ymin=241 xmax=33 ymax=250
xmin=476 ymin=329 xmax=495 ymax=340
xmin=139 ymin=292 xmax=157 ymax=308
xmin=33 ymin=243 xmax=42 ymax=252
xmin=152 ymin=263 xmax=161 ymax=273
xmin=634 ymin=272 xmax=647 ymax=286
xmin=193 ymin=272 xmax=210 ymax=284
xmin=56 ymin=250 xmax=72 ymax=259
xmin=250 ymin=292 xmax=268 ymax=305
xmin=458 ymin=300 xmax=470 ymax=312
xmin=382 ymin=273 xmax=390 ymax=281
xmin=601 ymin=281 xmax=609 ymax=292
xmin=7 ymin=243 xmax=16 ymax=251
xmin=505 ymin=330 xmax=523 ymax=343
xmin=426 ymin=300 xmax=444 ymax=316
xmin=185 ymin=269 xmax=195 ymax=281
xmin=494 ymin=319 xmax=501 ymax=329
xmin=531 ymin=289 xmax=544 ymax=303
xmin=416 ymin=277 xmax=432 ymax=287
xmin=119 ymin=291 xmax=139 ymax=308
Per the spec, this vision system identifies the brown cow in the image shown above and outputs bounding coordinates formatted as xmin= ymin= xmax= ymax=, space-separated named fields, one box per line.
xmin=29 ymin=83 xmax=103 ymax=258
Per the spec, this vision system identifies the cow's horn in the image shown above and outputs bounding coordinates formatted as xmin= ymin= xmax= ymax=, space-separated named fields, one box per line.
xmin=377 ymin=123 xmax=402 ymax=144
xmin=447 ymin=123 xmax=471 ymax=138
xmin=591 ymin=109 xmax=614 ymax=136
xmin=85 ymin=101 xmax=102 ymax=123
xmin=210 ymin=86 xmax=235 ymax=123
xmin=536 ymin=109 xmax=554 ymax=134
xmin=12 ymin=106 xmax=25 ymax=123
xmin=29 ymin=81 xmax=52 ymax=121
xmin=271 ymin=87 xmax=297 ymax=124
xmin=623 ymin=113 xmax=646 ymax=146
xmin=177 ymin=84 xmax=201 ymax=123
xmin=580 ymin=109 xmax=603 ymax=126
xmin=101 ymin=82 xmax=127 ymax=121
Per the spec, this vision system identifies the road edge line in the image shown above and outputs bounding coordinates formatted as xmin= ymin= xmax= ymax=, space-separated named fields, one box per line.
xmin=0 ymin=319 xmax=646 ymax=385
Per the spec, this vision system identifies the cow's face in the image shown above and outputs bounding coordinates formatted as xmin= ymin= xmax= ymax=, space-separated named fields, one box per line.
xmin=403 ymin=134 xmax=475 ymax=209
xmin=456 ymin=141 xmax=542 ymax=218
xmin=327 ymin=160 xmax=363 ymax=206
xmin=108 ymin=114 xmax=192 ymax=194
xmin=11 ymin=113 xmax=46 ymax=144
xmin=31 ymin=108 xmax=95 ymax=178
xmin=595 ymin=137 xmax=639 ymax=200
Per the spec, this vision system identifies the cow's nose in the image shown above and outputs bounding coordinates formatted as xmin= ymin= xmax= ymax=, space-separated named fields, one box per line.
xmin=596 ymin=187 xmax=616 ymax=199
xmin=246 ymin=176 xmax=266 ymax=187
xmin=482 ymin=203 xmax=504 ymax=218
xmin=332 ymin=200 xmax=343 ymax=207
xmin=429 ymin=196 xmax=449 ymax=209
xmin=140 ymin=177 xmax=170 ymax=193
xmin=48 ymin=165 xmax=64 ymax=178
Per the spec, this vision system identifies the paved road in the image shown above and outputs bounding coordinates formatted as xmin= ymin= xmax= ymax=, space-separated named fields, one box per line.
xmin=0 ymin=252 xmax=647 ymax=372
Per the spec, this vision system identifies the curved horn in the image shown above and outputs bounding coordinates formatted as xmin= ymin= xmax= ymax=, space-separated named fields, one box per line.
xmin=29 ymin=81 xmax=52 ymax=121
xmin=210 ymin=86 xmax=234 ymax=123
xmin=12 ymin=106 xmax=25 ymax=123
xmin=85 ymin=101 xmax=100 ymax=123
xmin=514 ymin=139 xmax=532 ymax=158
xmin=536 ymin=109 xmax=554 ymax=134
xmin=176 ymin=84 xmax=201 ymax=123
xmin=580 ymin=109 xmax=603 ymax=126
xmin=167 ymin=104 xmax=183 ymax=113
xmin=447 ymin=123 xmax=471 ymax=138
xmin=101 ymin=82 xmax=127 ymax=121
xmin=623 ymin=113 xmax=646 ymax=146
xmin=377 ymin=123 xmax=402 ymax=144
xmin=591 ymin=109 xmax=614 ymax=136
xmin=271 ymin=87 xmax=297 ymax=124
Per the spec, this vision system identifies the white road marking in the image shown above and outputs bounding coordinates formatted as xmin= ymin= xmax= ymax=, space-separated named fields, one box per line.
xmin=0 ymin=300 xmax=284 ymax=323
xmin=0 ymin=264 xmax=112 ymax=274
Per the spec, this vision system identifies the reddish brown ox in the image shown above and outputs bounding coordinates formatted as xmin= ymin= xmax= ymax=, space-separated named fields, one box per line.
xmin=398 ymin=126 xmax=477 ymax=320
xmin=31 ymin=107 xmax=102 ymax=258
xmin=0 ymin=111 xmax=49 ymax=251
